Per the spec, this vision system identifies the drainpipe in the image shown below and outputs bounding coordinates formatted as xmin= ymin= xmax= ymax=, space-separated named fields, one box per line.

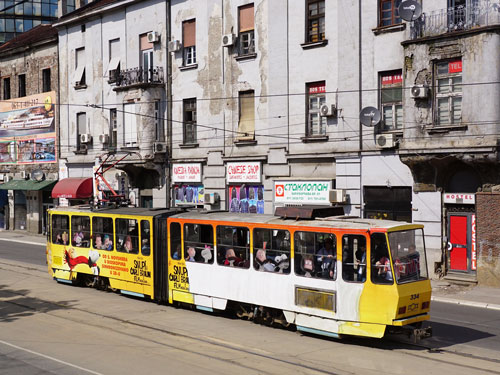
xmin=166 ymin=0 xmax=172 ymax=208
xmin=358 ymin=0 xmax=363 ymax=218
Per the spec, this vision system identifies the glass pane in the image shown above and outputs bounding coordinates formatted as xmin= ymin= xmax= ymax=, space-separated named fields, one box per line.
xmin=309 ymin=3 xmax=318 ymax=16
xmin=395 ymin=105 xmax=403 ymax=129
xmin=24 ymin=2 xmax=33 ymax=15
xmin=5 ymin=0 xmax=13 ymax=15
xmin=42 ymin=3 xmax=50 ymax=16
xmin=33 ymin=3 xmax=41 ymax=16
xmin=437 ymin=63 xmax=449 ymax=75
xmin=452 ymin=76 xmax=462 ymax=92
xmin=15 ymin=19 xmax=23 ymax=33
xmin=438 ymin=98 xmax=449 ymax=124
xmin=383 ymin=105 xmax=394 ymax=129
xmin=438 ymin=78 xmax=449 ymax=94
xmin=451 ymin=97 xmax=462 ymax=123
xmin=24 ymin=19 xmax=33 ymax=32
xmin=50 ymin=4 xmax=57 ymax=17
xmin=382 ymin=87 xmax=402 ymax=103
xmin=0 ymin=19 xmax=4 ymax=32
xmin=15 ymin=3 xmax=22 ymax=15
xmin=6 ymin=18 xmax=14 ymax=32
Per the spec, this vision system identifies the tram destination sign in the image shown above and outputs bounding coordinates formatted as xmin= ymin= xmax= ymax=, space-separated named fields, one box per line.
xmin=274 ymin=180 xmax=332 ymax=205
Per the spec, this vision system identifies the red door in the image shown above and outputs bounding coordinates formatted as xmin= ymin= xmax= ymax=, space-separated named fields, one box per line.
xmin=449 ymin=215 xmax=468 ymax=271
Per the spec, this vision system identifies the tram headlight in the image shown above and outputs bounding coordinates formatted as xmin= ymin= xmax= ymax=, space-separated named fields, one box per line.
xmin=421 ymin=301 xmax=430 ymax=310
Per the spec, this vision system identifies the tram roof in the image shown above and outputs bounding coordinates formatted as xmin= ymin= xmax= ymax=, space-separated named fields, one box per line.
xmin=49 ymin=206 xmax=178 ymax=217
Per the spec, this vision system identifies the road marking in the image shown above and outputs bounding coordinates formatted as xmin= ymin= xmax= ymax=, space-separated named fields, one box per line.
xmin=0 ymin=339 xmax=104 ymax=375
xmin=0 ymin=238 xmax=45 ymax=247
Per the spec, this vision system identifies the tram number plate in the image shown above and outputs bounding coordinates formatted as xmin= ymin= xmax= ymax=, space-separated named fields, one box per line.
xmin=410 ymin=294 xmax=420 ymax=300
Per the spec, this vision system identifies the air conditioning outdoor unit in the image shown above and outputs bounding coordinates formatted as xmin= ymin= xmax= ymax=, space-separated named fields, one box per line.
xmin=80 ymin=133 xmax=92 ymax=144
xmin=376 ymin=133 xmax=397 ymax=148
xmin=147 ymin=31 xmax=160 ymax=43
xmin=320 ymin=104 xmax=338 ymax=117
xmin=20 ymin=171 xmax=29 ymax=180
xmin=222 ymin=34 xmax=235 ymax=47
xmin=411 ymin=85 xmax=430 ymax=99
xmin=329 ymin=189 xmax=346 ymax=203
xmin=204 ymin=192 xmax=220 ymax=205
xmin=153 ymin=142 xmax=167 ymax=153
xmin=168 ymin=40 xmax=181 ymax=52
xmin=99 ymin=134 xmax=109 ymax=144
xmin=4 ymin=175 xmax=10 ymax=182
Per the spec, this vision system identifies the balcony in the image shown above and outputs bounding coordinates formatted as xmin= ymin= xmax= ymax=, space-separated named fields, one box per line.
xmin=113 ymin=66 xmax=164 ymax=91
xmin=409 ymin=1 xmax=500 ymax=40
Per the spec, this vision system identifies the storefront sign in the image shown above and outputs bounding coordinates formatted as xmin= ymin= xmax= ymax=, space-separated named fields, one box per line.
xmin=227 ymin=162 xmax=261 ymax=183
xmin=443 ymin=193 xmax=475 ymax=205
xmin=471 ymin=214 xmax=476 ymax=270
xmin=172 ymin=163 xmax=202 ymax=183
xmin=274 ymin=180 xmax=332 ymax=205
xmin=449 ymin=60 xmax=462 ymax=73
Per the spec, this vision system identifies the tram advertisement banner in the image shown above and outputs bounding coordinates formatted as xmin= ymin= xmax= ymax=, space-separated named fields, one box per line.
xmin=0 ymin=92 xmax=56 ymax=165
xmin=229 ymin=185 xmax=264 ymax=214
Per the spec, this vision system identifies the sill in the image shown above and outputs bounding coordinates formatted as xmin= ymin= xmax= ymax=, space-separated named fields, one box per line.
xmin=73 ymin=149 xmax=88 ymax=155
xmin=179 ymin=63 xmax=198 ymax=71
xmin=234 ymin=139 xmax=257 ymax=146
xmin=179 ymin=143 xmax=199 ymax=149
xmin=372 ymin=23 xmax=406 ymax=35
xmin=121 ymin=145 xmax=139 ymax=150
xmin=300 ymin=39 xmax=329 ymax=49
xmin=301 ymin=135 xmax=329 ymax=143
xmin=235 ymin=53 xmax=257 ymax=62
xmin=74 ymin=84 xmax=87 ymax=90
xmin=107 ymin=79 xmax=117 ymax=84
xmin=426 ymin=124 xmax=468 ymax=134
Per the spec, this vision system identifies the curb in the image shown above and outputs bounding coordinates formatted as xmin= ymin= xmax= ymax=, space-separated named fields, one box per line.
xmin=431 ymin=295 xmax=500 ymax=311
xmin=0 ymin=237 xmax=46 ymax=247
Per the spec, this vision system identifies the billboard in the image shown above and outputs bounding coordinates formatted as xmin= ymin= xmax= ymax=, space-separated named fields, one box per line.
xmin=0 ymin=92 xmax=57 ymax=165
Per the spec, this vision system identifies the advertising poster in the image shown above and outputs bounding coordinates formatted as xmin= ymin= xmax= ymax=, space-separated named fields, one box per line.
xmin=229 ymin=185 xmax=264 ymax=214
xmin=174 ymin=185 xmax=204 ymax=205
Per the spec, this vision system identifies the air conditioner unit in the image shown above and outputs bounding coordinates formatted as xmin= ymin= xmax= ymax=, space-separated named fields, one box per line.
xmin=320 ymin=104 xmax=338 ymax=117
xmin=20 ymin=171 xmax=29 ymax=180
xmin=204 ymin=192 xmax=220 ymax=205
xmin=4 ymin=175 xmax=10 ymax=182
xmin=222 ymin=34 xmax=235 ymax=47
xmin=80 ymin=133 xmax=92 ymax=144
xmin=99 ymin=134 xmax=109 ymax=144
xmin=147 ymin=31 xmax=160 ymax=43
xmin=153 ymin=142 xmax=167 ymax=153
xmin=376 ymin=133 xmax=397 ymax=148
xmin=411 ymin=85 xmax=430 ymax=99
xmin=168 ymin=40 xmax=181 ymax=52
xmin=329 ymin=189 xmax=346 ymax=203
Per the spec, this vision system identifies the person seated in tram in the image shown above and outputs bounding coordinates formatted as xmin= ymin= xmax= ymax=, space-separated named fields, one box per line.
xmin=94 ymin=234 xmax=103 ymax=249
xmin=355 ymin=245 xmax=367 ymax=282
xmin=186 ymin=246 xmax=196 ymax=262
xmin=255 ymin=248 xmax=275 ymax=272
xmin=316 ymin=237 xmax=336 ymax=279
xmin=123 ymin=235 xmax=134 ymax=253
xmin=223 ymin=248 xmax=241 ymax=267
xmin=103 ymin=235 xmax=113 ymax=250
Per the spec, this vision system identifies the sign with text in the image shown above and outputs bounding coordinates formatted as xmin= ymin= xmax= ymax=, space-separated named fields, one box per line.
xmin=274 ymin=180 xmax=332 ymax=205
xmin=226 ymin=161 xmax=261 ymax=183
xmin=172 ymin=163 xmax=202 ymax=183
xmin=471 ymin=214 xmax=476 ymax=270
xmin=443 ymin=193 xmax=475 ymax=205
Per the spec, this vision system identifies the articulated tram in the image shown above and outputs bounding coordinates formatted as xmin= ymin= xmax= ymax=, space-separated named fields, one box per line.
xmin=46 ymin=206 xmax=432 ymax=339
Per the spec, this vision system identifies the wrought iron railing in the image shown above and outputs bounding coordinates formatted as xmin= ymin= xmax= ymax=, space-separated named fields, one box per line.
xmin=410 ymin=1 xmax=500 ymax=39
xmin=115 ymin=66 xmax=164 ymax=87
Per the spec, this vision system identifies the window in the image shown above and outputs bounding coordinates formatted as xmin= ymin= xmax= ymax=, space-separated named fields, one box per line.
xmin=123 ymin=102 xmax=138 ymax=146
xmin=216 ymin=226 xmax=250 ymax=268
xmin=51 ymin=214 xmax=69 ymax=245
xmin=341 ymin=234 xmax=367 ymax=282
xmin=387 ymin=229 xmax=428 ymax=283
xmin=76 ymin=112 xmax=86 ymax=151
xmin=71 ymin=216 xmax=91 ymax=248
xmin=116 ymin=218 xmax=139 ymax=254
xmin=109 ymin=108 xmax=117 ymax=148
xmin=448 ymin=0 xmax=478 ymax=31
xmin=42 ymin=68 xmax=51 ymax=92
xmin=182 ymin=19 xmax=196 ymax=66
xmin=253 ymin=228 xmax=291 ymax=273
xmin=294 ymin=231 xmax=336 ymax=279
xmin=141 ymin=220 xmax=151 ymax=256
xmin=3 ymin=77 xmax=10 ymax=100
xmin=238 ymin=4 xmax=255 ymax=56
xmin=74 ymin=47 xmax=86 ymax=87
xmin=18 ymin=74 xmax=26 ymax=97
xmin=183 ymin=98 xmax=197 ymax=144
xmin=435 ymin=59 xmax=462 ymax=126
xmin=380 ymin=0 xmax=402 ymax=27
xmin=307 ymin=0 xmax=325 ymax=43
xmin=370 ymin=232 xmax=393 ymax=284
xmin=306 ymin=81 xmax=326 ymax=136
xmin=155 ymin=100 xmax=164 ymax=141
xmin=108 ymin=39 xmax=121 ymax=83
xmin=237 ymin=91 xmax=255 ymax=141
xmin=92 ymin=217 xmax=113 ymax=250
xmin=170 ymin=222 xmax=182 ymax=260
xmin=363 ymin=186 xmax=412 ymax=222
xmin=184 ymin=223 xmax=214 ymax=263
xmin=380 ymin=71 xmax=403 ymax=131
xmin=140 ymin=34 xmax=154 ymax=82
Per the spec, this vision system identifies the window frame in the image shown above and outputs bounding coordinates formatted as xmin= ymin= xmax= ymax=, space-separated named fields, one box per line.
xmin=115 ymin=218 xmax=139 ymax=254
xmin=71 ymin=215 xmax=91 ymax=248
xmin=216 ymin=225 xmax=250 ymax=268
xmin=18 ymin=73 xmax=26 ymax=97
xmin=183 ymin=222 xmax=214 ymax=264
xmin=183 ymin=98 xmax=197 ymax=144
xmin=434 ymin=59 xmax=463 ymax=126
xmin=76 ymin=112 xmax=86 ymax=151
xmin=379 ymin=0 xmax=403 ymax=27
xmin=238 ymin=3 xmax=255 ymax=56
xmin=51 ymin=214 xmax=69 ymax=245
xmin=306 ymin=0 xmax=325 ymax=43
xmin=92 ymin=216 xmax=114 ymax=251
xmin=237 ymin=90 xmax=255 ymax=141
xmin=182 ymin=19 xmax=197 ymax=66
xmin=42 ymin=68 xmax=51 ymax=92
xmin=380 ymin=70 xmax=403 ymax=131
xmin=253 ymin=228 xmax=291 ymax=274
xmin=306 ymin=81 xmax=326 ymax=137
xmin=74 ymin=47 xmax=86 ymax=87
xmin=3 ymin=77 xmax=11 ymax=100
xmin=293 ymin=230 xmax=337 ymax=280
xmin=341 ymin=234 xmax=368 ymax=283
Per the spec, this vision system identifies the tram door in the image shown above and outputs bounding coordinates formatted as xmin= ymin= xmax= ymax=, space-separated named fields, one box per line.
xmin=448 ymin=213 xmax=474 ymax=272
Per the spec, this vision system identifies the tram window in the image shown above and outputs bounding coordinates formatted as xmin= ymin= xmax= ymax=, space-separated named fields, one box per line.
xmin=116 ymin=218 xmax=139 ymax=254
xmin=170 ymin=222 xmax=182 ymax=260
xmin=71 ymin=216 xmax=91 ymax=248
xmin=52 ymin=214 xmax=69 ymax=245
xmin=253 ymin=228 xmax=290 ymax=273
xmin=141 ymin=221 xmax=151 ymax=256
xmin=294 ymin=231 xmax=337 ymax=280
xmin=92 ymin=217 xmax=114 ymax=250
xmin=341 ymin=234 xmax=367 ymax=283
xmin=370 ymin=233 xmax=393 ymax=284
xmin=216 ymin=226 xmax=250 ymax=268
xmin=184 ymin=223 xmax=214 ymax=263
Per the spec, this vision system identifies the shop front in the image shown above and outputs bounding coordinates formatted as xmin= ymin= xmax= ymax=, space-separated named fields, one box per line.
xmin=171 ymin=163 xmax=204 ymax=207
xmin=226 ymin=161 xmax=264 ymax=214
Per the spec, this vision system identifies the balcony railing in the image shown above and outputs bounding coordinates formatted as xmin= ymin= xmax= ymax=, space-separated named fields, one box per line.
xmin=410 ymin=1 xmax=500 ymax=39
xmin=115 ymin=66 xmax=164 ymax=87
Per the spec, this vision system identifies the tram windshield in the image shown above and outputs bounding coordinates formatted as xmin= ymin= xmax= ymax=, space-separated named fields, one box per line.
xmin=387 ymin=228 xmax=428 ymax=284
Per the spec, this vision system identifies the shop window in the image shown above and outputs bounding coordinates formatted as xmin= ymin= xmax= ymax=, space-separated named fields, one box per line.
xmin=237 ymin=91 xmax=255 ymax=141
xmin=52 ymin=214 xmax=69 ymax=245
xmin=435 ymin=59 xmax=462 ymax=126
xmin=380 ymin=71 xmax=403 ymax=131
xmin=306 ymin=81 xmax=326 ymax=137
xmin=74 ymin=47 xmax=86 ymax=88
xmin=18 ymin=74 xmax=26 ymax=97
xmin=182 ymin=19 xmax=196 ymax=66
xmin=71 ymin=215 xmax=91 ymax=248
xmin=183 ymin=98 xmax=197 ymax=144
xmin=306 ymin=0 xmax=325 ymax=43
xmin=140 ymin=33 xmax=154 ymax=82
xmin=238 ymin=4 xmax=255 ymax=56
xmin=141 ymin=220 xmax=151 ymax=256
xmin=379 ymin=0 xmax=402 ymax=27
xmin=363 ymin=186 xmax=412 ymax=222
xmin=3 ymin=77 xmax=10 ymax=100
xmin=341 ymin=234 xmax=367 ymax=283
xmin=123 ymin=102 xmax=138 ymax=146
xmin=170 ymin=222 xmax=182 ymax=259
xmin=229 ymin=185 xmax=264 ymax=214
xmin=253 ymin=228 xmax=291 ymax=273
xmin=92 ymin=216 xmax=113 ymax=250
xmin=370 ymin=232 xmax=393 ymax=285
xmin=294 ymin=231 xmax=337 ymax=280
xmin=174 ymin=185 xmax=204 ymax=206
xmin=184 ymin=223 xmax=214 ymax=263
xmin=42 ymin=68 xmax=51 ymax=92
xmin=216 ymin=226 xmax=250 ymax=268
xmin=116 ymin=218 xmax=139 ymax=254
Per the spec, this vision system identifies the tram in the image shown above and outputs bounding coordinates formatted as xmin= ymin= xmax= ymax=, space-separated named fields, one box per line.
xmin=46 ymin=206 xmax=432 ymax=340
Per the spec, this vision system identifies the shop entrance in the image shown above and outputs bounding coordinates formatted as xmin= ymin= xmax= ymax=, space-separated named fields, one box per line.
xmin=447 ymin=212 xmax=476 ymax=273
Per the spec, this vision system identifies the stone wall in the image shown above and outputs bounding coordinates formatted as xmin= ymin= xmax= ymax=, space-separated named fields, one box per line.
xmin=476 ymin=192 xmax=500 ymax=286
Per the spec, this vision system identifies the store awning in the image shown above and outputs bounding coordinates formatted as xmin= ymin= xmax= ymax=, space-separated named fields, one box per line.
xmin=51 ymin=177 xmax=93 ymax=199
xmin=0 ymin=179 xmax=57 ymax=191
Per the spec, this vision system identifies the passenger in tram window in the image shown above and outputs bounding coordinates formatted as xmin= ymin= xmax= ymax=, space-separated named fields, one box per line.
xmin=201 ymin=246 xmax=212 ymax=263
xmin=316 ymin=237 xmax=336 ymax=279
xmin=223 ymin=248 xmax=241 ymax=266
xmin=255 ymin=249 xmax=275 ymax=272
xmin=355 ymin=245 xmax=367 ymax=282
xmin=94 ymin=234 xmax=103 ymax=249
xmin=123 ymin=235 xmax=134 ymax=253
xmin=301 ymin=254 xmax=315 ymax=277
xmin=103 ymin=235 xmax=113 ymax=250
xmin=186 ymin=246 xmax=196 ymax=261
xmin=274 ymin=254 xmax=290 ymax=273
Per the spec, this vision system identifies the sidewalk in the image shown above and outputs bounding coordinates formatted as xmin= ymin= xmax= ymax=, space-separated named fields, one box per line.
xmin=2 ymin=229 xmax=500 ymax=310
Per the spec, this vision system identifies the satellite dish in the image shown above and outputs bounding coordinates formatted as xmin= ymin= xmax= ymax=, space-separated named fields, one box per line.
xmin=398 ymin=0 xmax=422 ymax=22
xmin=359 ymin=106 xmax=381 ymax=127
